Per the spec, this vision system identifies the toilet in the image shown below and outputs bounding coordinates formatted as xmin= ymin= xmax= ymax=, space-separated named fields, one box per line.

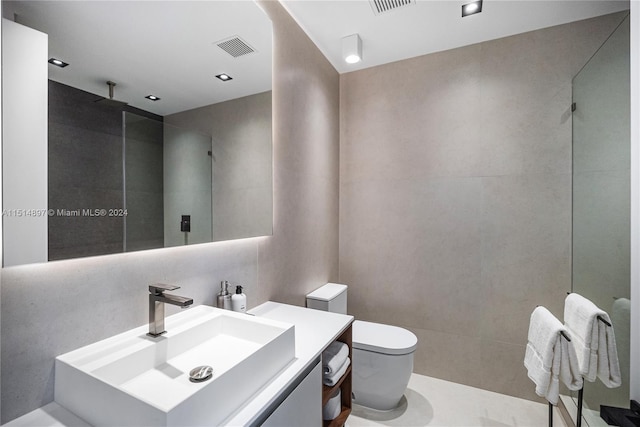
xmin=306 ymin=283 xmax=418 ymax=411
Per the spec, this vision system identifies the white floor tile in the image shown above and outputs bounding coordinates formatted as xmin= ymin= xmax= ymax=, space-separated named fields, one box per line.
xmin=346 ymin=373 xmax=568 ymax=427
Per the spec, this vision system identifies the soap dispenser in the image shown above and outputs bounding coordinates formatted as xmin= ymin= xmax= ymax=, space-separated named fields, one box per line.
xmin=231 ymin=285 xmax=246 ymax=313
xmin=216 ymin=281 xmax=231 ymax=310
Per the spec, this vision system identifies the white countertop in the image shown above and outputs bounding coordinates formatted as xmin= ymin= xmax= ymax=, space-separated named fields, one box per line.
xmin=227 ymin=302 xmax=354 ymax=425
xmin=4 ymin=302 xmax=353 ymax=427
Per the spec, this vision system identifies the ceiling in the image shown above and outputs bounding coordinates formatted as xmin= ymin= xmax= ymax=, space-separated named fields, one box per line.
xmin=2 ymin=1 xmax=272 ymax=116
xmin=281 ymin=0 xmax=630 ymax=74
xmin=2 ymin=0 xmax=629 ymax=116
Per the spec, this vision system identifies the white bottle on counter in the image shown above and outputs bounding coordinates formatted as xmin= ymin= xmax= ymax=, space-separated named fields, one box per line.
xmin=231 ymin=285 xmax=246 ymax=313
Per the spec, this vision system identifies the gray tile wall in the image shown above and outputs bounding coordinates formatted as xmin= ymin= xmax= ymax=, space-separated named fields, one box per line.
xmin=124 ymin=114 xmax=165 ymax=252
xmin=0 ymin=0 xmax=340 ymax=422
xmin=339 ymin=12 xmax=627 ymax=401
xmin=47 ymin=81 xmax=164 ymax=260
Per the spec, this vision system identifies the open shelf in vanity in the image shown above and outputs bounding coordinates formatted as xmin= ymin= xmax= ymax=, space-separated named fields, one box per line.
xmin=322 ymin=324 xmax=352 ymax=427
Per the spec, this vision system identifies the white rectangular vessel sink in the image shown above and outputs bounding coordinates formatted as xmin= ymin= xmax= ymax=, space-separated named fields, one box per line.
xmin=55 ymin=305 xmax=295 ymax=426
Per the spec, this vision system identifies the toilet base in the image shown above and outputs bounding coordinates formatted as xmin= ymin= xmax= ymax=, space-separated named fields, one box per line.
xmin=352 ymin=394 xmax=404 ymax=412
xmin=352 ymin=347 xmax=413 ymax=411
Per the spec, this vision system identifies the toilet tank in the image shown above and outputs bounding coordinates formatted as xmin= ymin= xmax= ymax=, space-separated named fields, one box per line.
xmin=306 ymin=283 xmax=347 ymax=314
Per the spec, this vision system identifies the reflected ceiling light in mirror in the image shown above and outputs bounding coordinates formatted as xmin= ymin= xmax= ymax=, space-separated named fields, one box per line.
xmin=342 ymin=34 xmax=362 ymax=64
xmin=145 ymin=95 xmax=161 ymax=101
xmin=462 ymin=0 xmax=482 ymax=17
xmin=215 ymin=73 xmax=233 ymax=81
xmin=48 ymin=57 xmax=69 ymax=68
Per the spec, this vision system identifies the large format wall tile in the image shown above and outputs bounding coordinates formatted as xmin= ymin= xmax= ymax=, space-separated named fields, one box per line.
xmin=478 ymin=173 xmax=571 ymax=344
xmin=341 ymin=177 xmax=484 ymax=336
xmin=256 ymin=0 xmax=340 ymax=306
xmin=340 ymin=12 xmax=626 ymax=400
xmin=409 ymin=327 xmax=484 ymax=388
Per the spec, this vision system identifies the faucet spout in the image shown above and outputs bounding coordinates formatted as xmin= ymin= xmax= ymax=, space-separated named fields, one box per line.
xmin=147 ymin=284 xmax=194 ymax=337
xmin=153 ymin=293 xmax=193 ymax=307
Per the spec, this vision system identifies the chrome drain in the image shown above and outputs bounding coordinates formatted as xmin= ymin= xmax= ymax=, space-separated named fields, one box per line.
xmin=189 ymin=365 xmax=213 ymax=382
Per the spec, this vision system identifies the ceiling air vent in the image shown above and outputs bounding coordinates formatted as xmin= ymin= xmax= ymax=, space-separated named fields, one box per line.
xmin=369 ymin=0 xmax=415 ymax=15
xmin=215 ymin=36 xmax=256 ymax=58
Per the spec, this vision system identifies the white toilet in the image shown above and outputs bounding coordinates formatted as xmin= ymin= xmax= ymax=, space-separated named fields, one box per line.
xmin=306 ymin=283 xmax=418 ymax=411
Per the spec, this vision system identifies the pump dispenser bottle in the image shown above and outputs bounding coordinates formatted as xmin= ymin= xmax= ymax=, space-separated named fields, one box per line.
xmin=231 ymin=285 xmax=246 ymax=313
xmin=216 ymin=281 xmax=231 ymax=310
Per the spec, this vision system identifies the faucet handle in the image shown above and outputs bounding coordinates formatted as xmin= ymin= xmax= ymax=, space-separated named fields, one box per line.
xmin=149 ymin=284 xmax=180 ymax=295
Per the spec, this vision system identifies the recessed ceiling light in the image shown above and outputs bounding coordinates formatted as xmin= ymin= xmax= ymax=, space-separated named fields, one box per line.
xmin=145 ymin=95 xmax=161 ymax=101
xmin=342 ymin=34 xmax=362 ymax=64
xmin=462 ymin=0 xmax=482 ymax=17
xmin=48 ymin=57 xmax=69 ymax=68
xmin=215 ymin=73 xmax=233 ymax=82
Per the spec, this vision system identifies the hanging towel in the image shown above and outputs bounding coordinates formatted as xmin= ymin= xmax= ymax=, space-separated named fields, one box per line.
xmin=322 ymin=341 xmax=349 ymax=375
xmin=323 ymin=357 xmax=350 ymax=387
xmin=524 ymin=307 xmax=583 ymax=404
xmin=564 ymin=293 xmax=621 ymax=387
xmin=611 ymin=298 xmax=630 ymax=393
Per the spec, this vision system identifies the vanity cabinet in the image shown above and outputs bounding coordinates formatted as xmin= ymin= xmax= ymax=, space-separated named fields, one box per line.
xmin=322 ymin=325 xmax=352 ymax=427
xmin=262 ymin=361 xmax=322 ymax=427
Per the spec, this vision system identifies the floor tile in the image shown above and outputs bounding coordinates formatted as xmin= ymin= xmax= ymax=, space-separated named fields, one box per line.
xmin=346 ymin=373 xmax=568 ymax=427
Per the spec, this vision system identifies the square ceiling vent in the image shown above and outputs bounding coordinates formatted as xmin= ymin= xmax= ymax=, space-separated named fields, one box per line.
xmin=215 ymin=36 xmax=256 ymax=58
xmin=369 ymin=0 xmax=415 ymax=15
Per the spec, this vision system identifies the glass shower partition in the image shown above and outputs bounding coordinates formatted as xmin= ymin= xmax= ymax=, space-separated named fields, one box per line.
xmin=570 ymin=13 xmax=630 ymax=425
xmin=123 ymin=112 xmax=213 ymax=252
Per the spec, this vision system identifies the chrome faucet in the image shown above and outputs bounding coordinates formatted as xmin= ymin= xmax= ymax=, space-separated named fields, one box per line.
xmin=148 ymin=284 xmax=193 ymax=337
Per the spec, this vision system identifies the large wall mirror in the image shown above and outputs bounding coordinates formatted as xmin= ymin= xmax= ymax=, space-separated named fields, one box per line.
xmin=2 ymin=1 xmax=273 ymax=266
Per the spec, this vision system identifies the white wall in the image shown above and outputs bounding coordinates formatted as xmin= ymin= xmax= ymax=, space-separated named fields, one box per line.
xmin=1 ymin=19 xmax=48 ymax=266
xmin=630 ymin=0 xmax=640 ymax=403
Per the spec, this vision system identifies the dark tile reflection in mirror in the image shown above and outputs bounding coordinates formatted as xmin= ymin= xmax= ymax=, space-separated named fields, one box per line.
xmin=47 ymin=81 xmax=272 ymax=262
xmin=124 ymin=115 xmax=165 ymax=252
xmin=47 ymin=80 xmax=162 ymax=260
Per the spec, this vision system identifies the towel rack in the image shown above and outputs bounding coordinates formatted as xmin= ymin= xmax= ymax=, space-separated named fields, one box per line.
xmin=548 ymin=331 xmax=572 ymax=427
xmin=573 ymin=315 xmax=612 ymax=427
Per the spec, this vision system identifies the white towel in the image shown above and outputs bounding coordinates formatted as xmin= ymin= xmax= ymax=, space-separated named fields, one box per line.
xmin=323 ymin=357 xmax=350 ymax=387
xmin=322 ymin=341 xmax=349 ymax=375
xmin=323 ymin=388 xmax=341 ymax=420
xmin=524 ymin=307 xmax=583 ymax=404
xmin=564 ymin=293 xmax=621 ymax=388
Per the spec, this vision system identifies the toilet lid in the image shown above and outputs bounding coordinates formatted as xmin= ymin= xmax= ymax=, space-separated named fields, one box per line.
xmin=352 ymin=320 xmax=418 ymax=355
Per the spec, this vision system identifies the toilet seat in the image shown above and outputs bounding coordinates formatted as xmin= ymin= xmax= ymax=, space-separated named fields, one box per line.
xmin=352 ymin=320 xmax=418 ymax=355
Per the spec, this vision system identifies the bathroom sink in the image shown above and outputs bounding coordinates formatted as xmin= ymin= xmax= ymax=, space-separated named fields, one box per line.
xmin=55 ymin=305 xmax=295 ymax=426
